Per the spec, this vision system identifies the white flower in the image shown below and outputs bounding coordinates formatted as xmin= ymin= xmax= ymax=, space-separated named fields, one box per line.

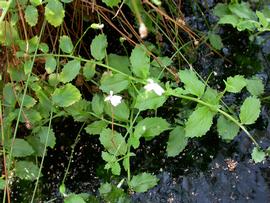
xmin=104 ymin=91 xmax=122 ymax=107
xmin=139 ymin=23 xmax=148 ymax=39
xmin=144 ymin=79 xmax=165 ymax=96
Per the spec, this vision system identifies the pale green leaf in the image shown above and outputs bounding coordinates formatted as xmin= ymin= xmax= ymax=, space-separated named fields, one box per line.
xmin=23 ymin=60 xmax=32 ymax=75
xmin=64 ymin=194 xmax=86 ymax=203
xmin=25 ymin=5 xmax=38 ymax=27
xmin=48 ymin=73 xmax=60 ymax=86
xmin=102 ymin=151 xmax=117 ymax=162
xmin=27 ymin=136 xmax=44 ymax=157
xmin=134 ymin=117 xmax=169 ymax=140
xmin=7 ymin=138 xmax=34 ymax=157
xmin=45 ymin=56 xmax=57 ymax=74
xmin=104 ymin=101 xmax=129 ymax=122
xmin=135 ymin=91 xmax=167 ymax=111
xmin=15 ymin=161 xmax=40 ymax=181
xmin=166 ymin=126 xmax=188 ymax=157
xmin=16 ymin=108 xmax=42 ymax=125
xmin=45 ymin=0 xmax=65 ymax=27
xmin=108 ymin=54 xmax=131 ymax=75
xmin=90 ymin=34 xmax=108 ymax=60
xmin=251 ymin=147 xmax=265 ymax=163
xmin=30 ymin=0 xmax=42 ymax=6
xmin=185 ymin=106 xmax=215 ymax=138
xmin=213 ymin=3 xmax=230 ymax=17
xmin=101 ymin=0 xmax=121 ymax=7
xmin=236 ymin=20 xmax=255 ymax=31
xmin=59 ymin=60 xmax=81 ymax=83
xmin=256 ymin=11 xmax=268 ymax=28
xmin=85 ymin=120 xmax=107 ymax=135
xmin=217 ymin=115 xmax=239 ymax=141
xmin=38 ymin=126 xmax=56 ymax=148
xmin=246 ymin=77 xmax=264 ymax=96
xmin=208 ymin=33 xmax=223 ymax=50
xmin=130 ymin=45 xmax=150 ymax=78
xmin=39 ymin=43 xmax=49 ymax=53
xmin=83 ymin=61 xmax=96 ymax=80
xmin=99 ymin=128 xmax=127 ymax=156
xmin=179 ymin=69 xmax=205 ymax=97
xmin=201 ymin=87 xmax=220 ymax=106
xmin=52 ymin=84 xmax=81 ymax=107
xmin=218 ymin=15 xmax=239 ymax=27
xmin=18 ymin=94 xmax=37 ymax=109
xmin=100 ymin=73 xmax=130 ymax=94
xmin=91 ymin=94 xmax=104 ymax=116
xmin=225 ymin=75 xmax=246 ymax=93
xmin=129 ymin=173 xmax=158 ymax=193
xmin=240 ymin=96 xmax=261 ymax=125
xmin=228 ymin=2 xmax=256 ymax=20
xmin=59 ymin=35 xmax=74 ymax=53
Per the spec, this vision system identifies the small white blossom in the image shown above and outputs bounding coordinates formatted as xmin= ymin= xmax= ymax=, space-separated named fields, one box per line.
xmin=139 ymin=23 xmax=148 ymax=39
xmin=144 ymin=79 xmax=165 ymax=96
xmin=104 ymin=91 xmax=122 ymax=107
xmin=91 ymin=23 xmax=104 ymax=29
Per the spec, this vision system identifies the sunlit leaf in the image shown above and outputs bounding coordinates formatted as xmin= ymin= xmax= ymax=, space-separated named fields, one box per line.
xmin=251 ymin=147 xmax=265 ymax=163
xmin=135 ymin=91 xmax=167 ymax=111
xmin=246 ymin=77 xmax=264 ymax=96
xmin=15 ymin=161 xmax=40 ymax=181
xmin=185 ymin=106 xmax=215 ymax=138
xmin=45 ymin=0 xmax=65 ymax=27
xmin=239 ymin=96 xmax=261 ymax=125
xmin=225 ymin=75 xmax=246 ymax=93
xmin=45 ymin=56 xmax=57 ymax=74
xmin=52 ymin=84 xmax=81 ymax=107
xmin=217 ymin=115 xmax=239 ymax=141
xmin=129 ymin=173 xmax=158 ymax=193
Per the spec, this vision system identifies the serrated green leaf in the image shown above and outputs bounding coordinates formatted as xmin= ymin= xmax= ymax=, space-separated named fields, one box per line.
xmin=102 ymin=151 xmax=117 ymax=162
xmin=18 ymin=94 xmax=37 ymax=109
xmin=92 ymin=94 xmax=104 ymax=116
xmin=208 ymin=33 xmax=223 ymax=50
xmin=105 ymin=161 xmax=121 ymax=175
xmin=251 ymin=147 xmax=265 ymax=163
xmin=185 ymin=106 xmax=215 ymax=138
xmin=225 ymin=75 xmax=246 ymax=93
xmin=16 ymin=108 xmax=42 ymax=125
xmin=135 ymin=91 xmax=167 ymax=111
xmin=104 ymin=101 xmax=129 ymax=122
xmin=65 ymin=99 xmax=91 ymax=122
xmin=130 ymin=45 xmax=150 ymax=79
xmin=85 ymin=120 xmax=107 ymax=135
xmin=218 ymin=15 xmax=239 ymax=27
xmin=7 ymin=138 xmax=34 ymax=157
xmin=90 ymin=34 xmax=108 ymax=60
xmin=166 ymin=126 xmax=187 ymax=157
xmin=134 ymin=117 xmax=169 ymax=140
xmin=129 ymin=173 xmax=158 ymax=193
xmin=15 ymin=161 xmax=40 ymax=181
xmin=217 ymin=115 xmax=239 ymax=141
xmin=228 ymin=2 xmax=256 ymax=20
xmin=45 ymin=56 xmax=57 ymax=74
xmin=38 ymin=126 xmax=56 ymax=148
xmin=246 ymin=77 xmax=264 ymax=96
xmin=179 ymin=69 xmax=205 ymax=97
xmin=108 ymin=54 xmax=131 ymax=75
xmin=99 ymin=129 xmax=127 ymax=156
xmin=59 ymin=35 xmax=74 ymax=53
xmin=23 ymin=60 xmax=32 ymax=75
xmin=83 ymin=61 xmax=96 ymax=80
xmin=213 ymin=3 xmax=230 ymax=17
xmin=236 ymin=20 xmax=255 ymax=31
xmin=25 ymin=5 xmax=38 ymax=27
xmin=240 ymin=96 xmax=261 ymax=125
xmin=59 ymin=60 xmax=81 ymax=83
xmin=27 ymin=136 xmax=44 ymax=157
xmin=45 ymin=0 xmax=65 ymax=27
xmin=3 ymin=83 xmax=16 ymax=107
xmin=201 ymin=87 xmax=220 ymax=106
xmin=52 ymin=84 xmax=81 ymax=107
xmin=64 ymin=194 xmax=86 ymax=203
xmin=101 ymin=0 xmax=121 ymax=7
xmin=100 ymin=73 xmax=130 ymax=94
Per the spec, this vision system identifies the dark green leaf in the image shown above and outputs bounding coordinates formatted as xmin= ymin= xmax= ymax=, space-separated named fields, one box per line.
xmin=7 ymin=138 xmax=34 ymax=157
xmin=239 ymin=96 xmax=261 ymax=125
xmin=15 ymin=161 xmax=40 ymax=181
xmin=52 ymin=84 xmax=81 ymax=107
xmin=217 ymin=115 xmax=239 ymax=141
xmin=83 ymin=61 xmax=96 ymax=80
xmin=129 ymin=173 xmax=158 ymax=193
xmin=92 ymin=94 xmax=104 ymax=116
xmin=130 ymin=45 xmax=150 ymax=78
xmin=90 ymin=34 xmax=108 ymax=60
xmin=166 ymin=126 xmax=188 ymax=157
xmin=38 ymin=126 xmax=56 ymax=148
xmin=85 ymin=120 xmax=107 ymax=135
xmin=65 ymin=99 xmax=91 ymax=122
xmin=134 ymin=117 xmax=169 ymax=140
xmin=104 ymin=101 xmax=130 ymax=122
xmin=100 ymin=73 xmax=130 ymax=94
xmin=60 ymin=60 xmax=81 ymax=83
xmin=0 ymin=179 xmax=5 ymax=190
xmin=213 ymin=3 xmax=230 ymax=17
xmin=108 ymin=54 xmax=131 ymax=75
xmin=135 ymin=91 xmax=167 ymax=111
xmin=218 ymin=15 xmax=239 ymax=27
xmin=208 ymin=33 xmax=223 ymax=50
xmin=45 ymin=56 xmax=57 ymax=74
xmin=185 ymin=106 xmax=215 ymax=138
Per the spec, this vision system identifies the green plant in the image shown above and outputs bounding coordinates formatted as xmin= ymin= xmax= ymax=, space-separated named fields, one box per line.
xmin=0 ymin=0 xmax=269 ymax=201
